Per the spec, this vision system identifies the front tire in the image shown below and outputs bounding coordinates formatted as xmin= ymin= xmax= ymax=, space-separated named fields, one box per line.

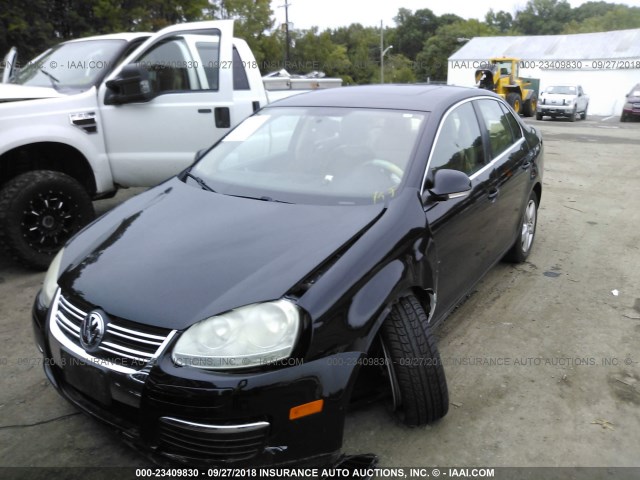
xmin=505 ymin=190 xmax=538 ymax=263
xmin=506 ymin=93 xmax=522 ymax=114
xmin=522 ymin=94 xmax=537 ymax=117
xmin=0 ymin=170 xmax=95 ymax=270
xmin=380 ymin=295 xmax=449 ymax=426
xmin=536 ymin=112 xmax=543 ymax=121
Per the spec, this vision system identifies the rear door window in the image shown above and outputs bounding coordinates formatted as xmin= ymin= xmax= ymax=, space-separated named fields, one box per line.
xmin=476 ymin=99 xmax=517 ymax=159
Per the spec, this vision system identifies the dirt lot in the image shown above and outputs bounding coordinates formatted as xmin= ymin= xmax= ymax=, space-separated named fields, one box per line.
xmin=1 ymin=116 xmax=639 ymax=473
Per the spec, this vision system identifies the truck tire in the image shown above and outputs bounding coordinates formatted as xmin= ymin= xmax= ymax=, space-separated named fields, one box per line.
xmin=506 ymin=93 xmax=522 ymax=114
xmin=0 ymin=170 xmax=95 ymax=270
xmin=522 ymin=93 xmax=537 ymax=117
xmin=380 ymin=295 xmax=449 ymax=426
xmin=569 ymin=106 xmax=577 ymax=122
xmin=536 ymin=112 xmax=543 ymax=121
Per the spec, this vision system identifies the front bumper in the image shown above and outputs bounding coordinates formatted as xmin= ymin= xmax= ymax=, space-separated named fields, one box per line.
xmin=33 ymin=291 xmax=361 ymax=467
xmin=621 ymin=107 xmax=640 ymax=118
xmin=537 ymin=104 xmax=575 ymax=117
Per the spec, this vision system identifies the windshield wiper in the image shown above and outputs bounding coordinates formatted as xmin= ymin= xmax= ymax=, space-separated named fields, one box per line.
xmin=38 ymin=67 xmax=60 ymax=88
xmin=184 ymin=172 xmax=216 ymax=192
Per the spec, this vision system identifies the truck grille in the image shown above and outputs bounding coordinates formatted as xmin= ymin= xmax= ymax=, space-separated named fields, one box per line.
xmin=157 ymin=417 xmax=270 ymax=462
xmin=54 ymin=293 xmax=172 ymax=370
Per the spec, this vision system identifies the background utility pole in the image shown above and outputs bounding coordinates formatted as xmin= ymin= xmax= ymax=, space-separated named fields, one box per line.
xmin=280 ymin=0 xmax=291 ymax=66
xmin=380 ymin=20 xmax=393 ymax=84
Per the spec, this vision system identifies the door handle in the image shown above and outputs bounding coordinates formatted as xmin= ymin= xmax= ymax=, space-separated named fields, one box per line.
xmin=198 ymin=108 xmax=212 ymax=114
xmin=521 ymin=160 xmax=531 ymax=170
xmin=487 ymin=188 xmax=499 ymax=200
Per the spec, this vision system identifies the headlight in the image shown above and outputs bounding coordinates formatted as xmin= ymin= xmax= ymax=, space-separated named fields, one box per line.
xmin=40 ymin=248 xmax=64 ymax=308
xmin=172 ymin=300 xmax=301 ymax=370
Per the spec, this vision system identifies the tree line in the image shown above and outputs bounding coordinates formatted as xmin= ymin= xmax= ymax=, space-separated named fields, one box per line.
xmin=2 ymin=0 xmax=640 ymax=84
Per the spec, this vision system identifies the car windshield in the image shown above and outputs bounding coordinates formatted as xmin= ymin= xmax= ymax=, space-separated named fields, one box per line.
xmin=191 ymin=107 xmax=427 ymax=205
xmin=546 ymin=86 xmax=576 ymax=95
xmin=10 ymin=40 xmax=125 ymax=90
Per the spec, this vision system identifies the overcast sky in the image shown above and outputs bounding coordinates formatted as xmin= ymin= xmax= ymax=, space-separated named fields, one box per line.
xmin=272 ymin=0 xmax=640 ymax=31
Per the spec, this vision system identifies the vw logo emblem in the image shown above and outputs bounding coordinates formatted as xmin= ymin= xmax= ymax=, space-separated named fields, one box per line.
xmin=80 ymin=310 xmax=106 ymax=352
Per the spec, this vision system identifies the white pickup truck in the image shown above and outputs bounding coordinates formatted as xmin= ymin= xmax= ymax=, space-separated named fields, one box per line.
xmin=536 ymin=84 xmax=589 ymax=122
xmin=0 ymin=21 xmax=337 ymax=269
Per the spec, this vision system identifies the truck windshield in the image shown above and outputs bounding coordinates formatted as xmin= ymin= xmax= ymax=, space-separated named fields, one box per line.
xmin=191 ymin=107 xmax=427 ymax=205
xmin=10 ymin=39 xmax=125 ymax=90
xmin=546 ymin=86 xmax=576 ymax=95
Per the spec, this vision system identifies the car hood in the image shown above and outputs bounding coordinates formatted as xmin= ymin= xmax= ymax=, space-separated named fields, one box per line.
xmin=0 ymin=83 xmax=64 ymax=101
xmin=59 ymin=178 xmax=385 ymax=330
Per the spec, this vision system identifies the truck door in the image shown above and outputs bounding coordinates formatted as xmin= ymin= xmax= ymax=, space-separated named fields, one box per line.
xmin=98 ymin=21 xmax=234 ymax=187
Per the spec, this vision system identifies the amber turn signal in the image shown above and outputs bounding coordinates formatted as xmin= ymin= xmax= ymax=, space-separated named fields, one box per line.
xmin=289 ymin=399 xmax=324 ymax=420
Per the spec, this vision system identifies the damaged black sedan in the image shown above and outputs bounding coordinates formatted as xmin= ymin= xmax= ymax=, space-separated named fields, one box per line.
xmin=33 ymin=85 xmax=543 ymax=467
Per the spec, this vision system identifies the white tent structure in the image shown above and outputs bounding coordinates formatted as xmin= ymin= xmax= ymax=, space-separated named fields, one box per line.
xmin=447 ymin=29 xmax=640 ymax=116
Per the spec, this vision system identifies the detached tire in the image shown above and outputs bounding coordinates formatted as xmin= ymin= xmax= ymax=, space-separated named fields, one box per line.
xmin=381 ymin=295 xmax=449 ymax=426
xmin=505 ymin=190 xmax=538 ymax=263
xmin=0 ymin=170 xmax=95 ymax=270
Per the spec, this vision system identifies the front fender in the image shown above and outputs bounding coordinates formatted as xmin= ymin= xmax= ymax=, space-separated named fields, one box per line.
xmin=298 ymin=189 xmax=438 ymax=359
xmin=0 ymin=88 xmax=114 ymax=193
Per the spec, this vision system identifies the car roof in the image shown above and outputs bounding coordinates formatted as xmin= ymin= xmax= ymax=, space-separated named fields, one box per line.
xmin=269 ymin=84 xmax=502 ymax=112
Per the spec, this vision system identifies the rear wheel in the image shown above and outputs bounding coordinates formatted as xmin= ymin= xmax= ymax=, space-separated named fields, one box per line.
xmin=380 ymin=295 xmax=449 ymax=426
xmin=506 ymin=93 xmax=522 ymax=114
xmin=0 ymin=170 xmax=95 ymax=270
xmin=505 ymin=190 xmax=538 ymax=263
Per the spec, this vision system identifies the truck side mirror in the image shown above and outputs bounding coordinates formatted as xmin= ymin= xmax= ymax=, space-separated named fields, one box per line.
xmin=104 ymin=64 xmax=152 ymax=105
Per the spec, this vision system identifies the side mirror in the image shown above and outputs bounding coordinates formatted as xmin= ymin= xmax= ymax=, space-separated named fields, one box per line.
xmin=104 ymin=64 xmax=152 ymax=105
xmin=425 ymin=169 xmax=472 ymax=202
xmin=194 ymin=148 xmax=209 ymax=162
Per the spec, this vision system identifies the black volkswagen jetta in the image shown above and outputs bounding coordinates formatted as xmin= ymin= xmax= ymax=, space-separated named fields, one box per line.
xmin=33 ymin=85 xmax=543 ymax=467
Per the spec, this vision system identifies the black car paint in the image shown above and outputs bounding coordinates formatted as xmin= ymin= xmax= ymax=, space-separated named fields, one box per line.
xmin=33 ymin=85 xmax=543 ymax=467
xmin=57 ymin=181 xmax=387 ymax=331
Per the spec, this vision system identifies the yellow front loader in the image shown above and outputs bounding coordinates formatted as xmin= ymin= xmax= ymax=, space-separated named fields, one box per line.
xmin=475 ymin=57 xmax=537 ymax=116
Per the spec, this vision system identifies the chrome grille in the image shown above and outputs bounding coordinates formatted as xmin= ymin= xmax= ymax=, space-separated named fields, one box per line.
xmin=54 ymin=293 xmax=172 ymax=369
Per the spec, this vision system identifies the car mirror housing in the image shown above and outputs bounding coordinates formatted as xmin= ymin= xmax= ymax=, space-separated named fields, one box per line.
xmin=104 ymin=64 xmax=153 ymax=105
xmin=426 ymin=169 xmax=472 ymax=201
